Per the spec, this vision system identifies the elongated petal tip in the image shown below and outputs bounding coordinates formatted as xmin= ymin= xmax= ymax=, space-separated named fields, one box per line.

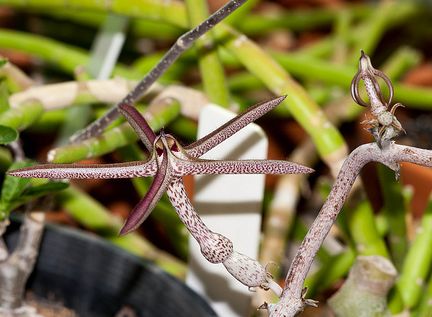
xmin=119 ymin=219 xmax=136 ymax=236
xmin=285 ymin=162 xmax=314 ymax=175
xmin=7 ymin=168 xmax=30 ymax=178
xmin=299 ymin=165 xmax=314 ymax=174
xmin=273 ymin=95 xmax=287 ymax=105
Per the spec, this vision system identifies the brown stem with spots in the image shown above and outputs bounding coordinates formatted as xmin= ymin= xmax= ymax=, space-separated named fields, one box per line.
xmin=71 ymin=0 xmax=247 ymax=142
xmin=267 ymin=142 xmax=432 ymax=317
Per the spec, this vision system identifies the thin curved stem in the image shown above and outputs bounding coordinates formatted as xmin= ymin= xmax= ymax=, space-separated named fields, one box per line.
xmin=71 ymin=0 xmax=247 ymax=142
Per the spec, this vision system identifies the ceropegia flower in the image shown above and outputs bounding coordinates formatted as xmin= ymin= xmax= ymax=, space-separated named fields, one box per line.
xmin=351 ymin=50 xmax=404 ymax=147
xmin=9 ymin=95 xmax=313 ymax=292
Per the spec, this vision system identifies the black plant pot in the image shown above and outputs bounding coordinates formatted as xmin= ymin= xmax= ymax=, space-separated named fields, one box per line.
xmin=4 ymin=220 xmax=217 ymax=317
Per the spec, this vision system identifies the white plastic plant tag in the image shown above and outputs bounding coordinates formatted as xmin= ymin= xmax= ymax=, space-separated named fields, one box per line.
xmin=87 ymin=14 xmax=129 ymax=79
xmin=187 ymin=104 xmax=267 ymax=317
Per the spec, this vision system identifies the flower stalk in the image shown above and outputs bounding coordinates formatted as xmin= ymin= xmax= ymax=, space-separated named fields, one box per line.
xmin=265 ymin=52 xmax=432 ymax=316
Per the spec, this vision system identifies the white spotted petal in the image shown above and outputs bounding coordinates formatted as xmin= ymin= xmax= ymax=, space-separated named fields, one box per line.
xmin=7 ymin=160 xmax=157 ymax=179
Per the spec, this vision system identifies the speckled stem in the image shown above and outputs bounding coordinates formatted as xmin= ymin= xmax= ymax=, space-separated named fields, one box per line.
xmin=167 ymin=177 xmax=281 ymax=292
xmin=72 ymin=0 xmax=247 ymax=142
xmin=268 ymin=142 xmax=432 ymax=317
xmin=167 ymin=177 xmax=233 ymax=264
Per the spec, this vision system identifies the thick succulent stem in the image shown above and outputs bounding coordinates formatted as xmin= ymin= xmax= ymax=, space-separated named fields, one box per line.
xmin=0 ymin=212 xmax=45 ymax=317
xmin=185 ymin=0 xmax=230 ymax=107
xmin=328 ymin=256 xmax=396 ymax=317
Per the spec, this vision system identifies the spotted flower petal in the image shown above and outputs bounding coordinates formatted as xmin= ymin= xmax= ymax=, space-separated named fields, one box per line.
xmin=7 ymin=160 xmax=157 ymax=179
xmin=185 ymin=95 xmax=286 ymax=158
xmin=119 ymin=103 xmax=156 ymax=151
xmin=172 ymin=158 xmax=313 ymax=176
xmin=120 ymin=150 xmax=171 ymax=235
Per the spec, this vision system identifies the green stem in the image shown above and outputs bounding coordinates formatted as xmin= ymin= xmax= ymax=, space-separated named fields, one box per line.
xmin=267 ymin=2 xmax=417 ymax=60
xmin=0 ymin=81 xmax=9 ymax=114
xmin=346 ymin=200 xmax=389 ymax=258
xmin=394 ymin=196 xmax=432 ymax=309
xmin=57 ymin=185 xmax=185 ymax=276
xmin=0 ymin=29 xmax=138 ymax=79
xmin=0 ymin=101 xmax=44 ymax=131
xmin=416 ymin=272 xmax=432 ymax=317
xmin=132 ymin=52 xmax=187 ymax=83
xmin=0 ymin=78 xmax=145 ymax=132
xmin=0 ymin=60 xmax=34 ymax=93
xmin=236 ymin=4 xmax=371 ymax=36
xmin=49 ymin=101 xmax=180 ymax=163
xmin=348 ymin=1 xmax=395 ymax=64
xmin=328 ymin=256 xmax=396 ymax=317
xmin=0 ymin=0 xmax=188 ymax=27
xmin=304 ymin=248 xmax=356 ymax=297
xmin=168 ymin=117 xmax=197 ymax=141
xmin=40 ymin=9 xmax=184 ymax=40
xmin=378 ymin=166 xmax=408 ymax=270
xmin=214 ymin=24 xmax=346 ymax=165
xmin=331 ymin=8 xmax=352 ymax=63
xmin=185 ymin=0 xmax=230 ymax=107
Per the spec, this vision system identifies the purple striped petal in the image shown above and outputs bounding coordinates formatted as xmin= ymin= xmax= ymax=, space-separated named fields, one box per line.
xmin=7 ymin=160 xmax=157 ymax=179
xmin=119 ymin=103 xmax=156 ymax=151
xmin=119 ymin=150 xmax=171 ymax=235
xmin=172 ymin=158 xmax=313 ymax=176
xmin=185 ymin=96 xmax=286 ymax=158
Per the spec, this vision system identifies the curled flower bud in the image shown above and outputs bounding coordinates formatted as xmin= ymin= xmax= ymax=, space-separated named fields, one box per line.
xmin=199 ymin=231 xmax=233 ymax=264
xmin=223 ymin=251 xmax=282 ymax=296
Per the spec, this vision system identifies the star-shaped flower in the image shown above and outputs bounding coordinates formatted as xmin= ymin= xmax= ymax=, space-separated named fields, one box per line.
xmin=9 ymin=95 xmax=313 ymax=292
